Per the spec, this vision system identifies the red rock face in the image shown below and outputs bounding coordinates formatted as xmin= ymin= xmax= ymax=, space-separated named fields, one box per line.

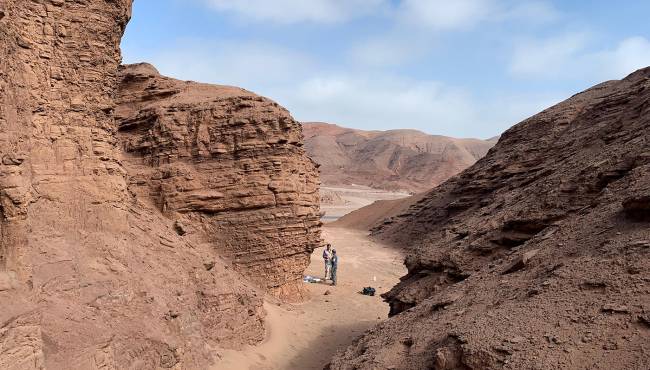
xmin=0 ymin=0 xmax=132 ymax=280
xmin=115 ymin=63 xmax=322 ymax=301
xmin=0 ymin=2 xmax=318 ymax=369
xmin=330 ymin=69 xmax=650 ymax=369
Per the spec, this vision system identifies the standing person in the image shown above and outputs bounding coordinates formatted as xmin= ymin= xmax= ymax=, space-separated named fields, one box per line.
xmin=330 ymin=249 xmax=338 ymax=286
xmin=323 ymin=244 xmax=332 ymax=280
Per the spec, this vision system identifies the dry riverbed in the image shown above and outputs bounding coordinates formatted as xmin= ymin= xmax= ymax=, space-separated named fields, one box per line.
xmin=320 ymin=185 xmax=410 ymax=222
xmin=212 ymin=227 xmax=406 ymax=370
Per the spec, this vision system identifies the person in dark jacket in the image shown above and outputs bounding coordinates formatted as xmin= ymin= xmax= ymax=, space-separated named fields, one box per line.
xmin=330 ymin=249 xmax=338 ymax=286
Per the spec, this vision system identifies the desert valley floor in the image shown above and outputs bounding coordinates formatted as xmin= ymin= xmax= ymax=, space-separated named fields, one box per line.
xmin=320 ymin=185 xmax=410 ymax=221
xmin=213 ymin=227 xmax=406 ymax=370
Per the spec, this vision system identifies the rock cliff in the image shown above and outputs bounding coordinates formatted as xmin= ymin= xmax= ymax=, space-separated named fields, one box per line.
xmin=330 ymin=69 xmax=650 ymax=369
xmin=115 ymin=63 xmax=321 ymax=301
xmin=0 ymin=1 xmax=319 ymax=369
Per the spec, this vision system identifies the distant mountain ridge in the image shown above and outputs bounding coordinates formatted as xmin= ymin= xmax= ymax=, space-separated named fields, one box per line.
xmin=302 ymin=122 xmax=497 ymax=193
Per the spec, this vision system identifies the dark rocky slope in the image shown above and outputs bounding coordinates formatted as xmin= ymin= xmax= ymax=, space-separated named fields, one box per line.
xmin=329 ymin=68 xmax=650 ymax=369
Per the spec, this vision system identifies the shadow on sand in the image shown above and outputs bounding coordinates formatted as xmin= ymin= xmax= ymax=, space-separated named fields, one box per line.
xmin=283 ymin=321 xmax=372 ymax=370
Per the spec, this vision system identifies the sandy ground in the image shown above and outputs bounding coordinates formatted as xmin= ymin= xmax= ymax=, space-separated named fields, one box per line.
xmin=320 ymin=185 xmax=410 ymax=222
xmin=212 ymin=227 xmax=406 ymax=370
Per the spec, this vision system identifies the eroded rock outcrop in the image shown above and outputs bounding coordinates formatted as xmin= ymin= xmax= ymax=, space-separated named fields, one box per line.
xmin=330 ymin=69 xmax=650 ymax=369
xmin=0 ymin=1 xmax=319 ymax=368
xmin=115 ymin=63 xmax=322 ymax=301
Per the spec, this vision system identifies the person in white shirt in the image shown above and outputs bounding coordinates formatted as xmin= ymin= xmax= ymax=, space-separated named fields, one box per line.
xmin=322 ymin=244 xmax=332 ymax=280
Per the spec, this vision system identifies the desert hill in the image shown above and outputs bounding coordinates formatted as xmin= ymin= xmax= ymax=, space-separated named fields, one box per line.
xmin=303 ymin=122 xmax=496 ymax=193
xmin=0 ymin=2 xmax=320 ymax=369
xmin=329 ymin=68 xmax=650 ymax=369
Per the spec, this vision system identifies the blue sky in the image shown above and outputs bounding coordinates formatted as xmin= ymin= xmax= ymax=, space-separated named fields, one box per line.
xmin=122 ymin=0 xmax=650 ymax=139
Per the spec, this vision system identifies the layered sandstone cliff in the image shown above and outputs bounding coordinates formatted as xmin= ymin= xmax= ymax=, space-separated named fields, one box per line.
xmin=115 ymin=63 xmax=321 ymax=301
xmin=330 ymin=69 xmax=650 ymax=369
xmin=0 ymin=1 xmax=319 ymax=369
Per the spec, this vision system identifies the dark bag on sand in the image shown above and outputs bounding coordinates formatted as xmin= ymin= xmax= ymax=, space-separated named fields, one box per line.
xmin=362 ymin=287 xmax=376 ymax=296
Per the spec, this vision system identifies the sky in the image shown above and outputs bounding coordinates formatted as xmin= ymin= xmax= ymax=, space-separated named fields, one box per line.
xmin=121 ymin=0 xmax=650 ymax=139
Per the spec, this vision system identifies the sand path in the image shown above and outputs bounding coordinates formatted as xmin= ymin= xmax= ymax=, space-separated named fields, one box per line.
xmin=212 ymin=227 xmax=406 ymax=370
xmin=320 ymin=186 xmax=410 ymax=221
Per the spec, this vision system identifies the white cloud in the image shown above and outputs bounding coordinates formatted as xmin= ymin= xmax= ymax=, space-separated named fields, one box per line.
xmin=510 ymin=34 xmax=650 ymax=81
xmin=347 ymin=0 xmax=561 ymax=68
xmin=501 ymin=1 xmax=560 ymax=24
xmin=202 ymin=0 xmax=389 ymax=24
xmin=283 ymin=75 xmax=478 ymax=131
xmin=397 ymin=0 xmax=494 ymax=30
xmin=596 ymin=36 xmax=650 ymax=78
xmin=510 ymin=32 xmax=590 ymax=78
xmin=396 ymin=0 xmax=559 ymax=31
xmin=271 ymin=74 xmax=557 ymax=138
xmin=137 ymin=39 xmax=317 ymax=88
xmin=349 ymin=33 xmax=434 ymax=67
xmin=199 ymin=0 xmax=559 ymax=28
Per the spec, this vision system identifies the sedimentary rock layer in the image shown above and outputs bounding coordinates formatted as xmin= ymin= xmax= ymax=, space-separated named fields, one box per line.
xmin=330 ymin=69 xmax=650 ymax=369
xmin=115 ymin=63 xmax=322 ymax=301
xmin=0 ymin=1 xmax=318 ymax=368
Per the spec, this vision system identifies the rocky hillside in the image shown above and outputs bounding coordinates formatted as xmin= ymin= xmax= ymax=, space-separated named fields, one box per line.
xmin=0 ymin=1 xmax=320 ymax=369
xmin=330 ymin=69 xmax=650 ymax=369
xmin=303 ymin=122 xmax=496 ymax=193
